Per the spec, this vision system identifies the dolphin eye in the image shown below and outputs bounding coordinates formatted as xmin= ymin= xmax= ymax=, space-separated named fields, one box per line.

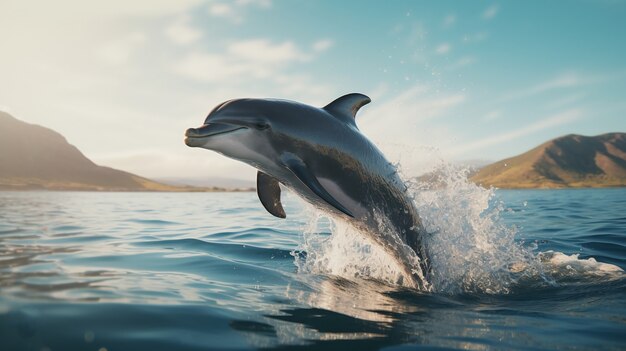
xmin=255 ymin=122 xmax=270 ymax=130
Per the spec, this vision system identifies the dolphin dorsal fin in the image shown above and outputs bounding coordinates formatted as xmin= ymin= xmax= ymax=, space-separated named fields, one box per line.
xmin=323 ymin=93 xmax=371 ymax=126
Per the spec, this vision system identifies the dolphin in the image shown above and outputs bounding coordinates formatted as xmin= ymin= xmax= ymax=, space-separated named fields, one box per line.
xmin=185 ymin=93 xmax=431 ymax=290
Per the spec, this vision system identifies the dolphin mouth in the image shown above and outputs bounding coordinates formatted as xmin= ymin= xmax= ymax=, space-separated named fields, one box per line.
xmin=184 ymin=123 xmax=246 ymax=147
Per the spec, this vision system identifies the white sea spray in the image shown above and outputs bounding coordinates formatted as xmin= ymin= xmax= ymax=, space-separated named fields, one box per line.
xmin=409 ymin=162 xmax=543 ymax=294
xmin=292 ymin=160 xmax=624 ymax=294
xmin=293 ymin=213 xmax=415 ymax=288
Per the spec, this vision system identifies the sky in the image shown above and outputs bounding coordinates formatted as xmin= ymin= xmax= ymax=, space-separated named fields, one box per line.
xmin=1 ymin=0 xmax=625 ymax=183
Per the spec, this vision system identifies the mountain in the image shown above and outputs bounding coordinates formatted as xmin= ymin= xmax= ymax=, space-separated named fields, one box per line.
xmin=471 ymin=133 xmax=626 ymax=188
xmin=0 ymin=112 xmax=206 ymax=191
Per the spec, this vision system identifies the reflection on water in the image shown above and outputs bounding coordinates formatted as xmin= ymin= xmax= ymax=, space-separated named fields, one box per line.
xmin=0 ymin=190 xmax=625 ymax=350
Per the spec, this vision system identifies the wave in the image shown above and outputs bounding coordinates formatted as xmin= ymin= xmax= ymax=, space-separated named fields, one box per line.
xmin=137 ymin=238 xmax=294 ymax=263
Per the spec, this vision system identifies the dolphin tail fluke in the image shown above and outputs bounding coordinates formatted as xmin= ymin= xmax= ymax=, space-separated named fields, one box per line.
xmin=257 ymin=171 xmax=286 ymax=219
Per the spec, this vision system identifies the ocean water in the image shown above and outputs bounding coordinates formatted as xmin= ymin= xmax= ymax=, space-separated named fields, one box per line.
xmin=1 ymin=184 xmax=625 ymax=350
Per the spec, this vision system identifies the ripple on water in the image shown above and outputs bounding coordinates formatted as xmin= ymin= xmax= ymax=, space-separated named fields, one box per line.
xmin=0 ymin=190 xmax=625 ymax=350
xmin=127 ymin=219 xmax=181 ymax=226
xmin=0 ymin=228 xmax=25 ymax=235
xmin=51 ymin=225 xmax=84 ymax=232
xmin=136 ymin=238 xmax=294 ymax=263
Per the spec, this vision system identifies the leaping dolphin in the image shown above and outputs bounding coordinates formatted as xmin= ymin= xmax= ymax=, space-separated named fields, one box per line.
xmin=185 ymin=93 xmax=431 ymax=290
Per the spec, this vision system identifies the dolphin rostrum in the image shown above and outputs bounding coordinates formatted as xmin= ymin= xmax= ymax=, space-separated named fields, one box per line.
xmin=185 ymin=93 xmax=431 ymax=290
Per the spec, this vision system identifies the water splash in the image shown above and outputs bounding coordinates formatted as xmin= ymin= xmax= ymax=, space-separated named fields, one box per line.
xmin=410 ymin=162 xmax=544 ymax=294
xmin=293 ymin=160 xmax=624 ymax=294
xmin=538 ymin=251 xmax=624 ymax=281
xmin=293 ymin=214 xmax=414 ymax=288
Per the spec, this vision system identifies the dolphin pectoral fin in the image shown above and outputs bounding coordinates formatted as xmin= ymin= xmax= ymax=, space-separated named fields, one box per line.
xmin=282 ymin=156 xmax=355 ymax=218
xmin=257 ymin=171 xmax=286 ymax=219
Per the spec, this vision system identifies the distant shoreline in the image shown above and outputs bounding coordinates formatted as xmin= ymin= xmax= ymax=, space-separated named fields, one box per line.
xmin=2 ymin=183 xmax=624 ymax=193
xmin=0 ymin=188 xmax=255 ymax=193
xmin=487 ymin=185 xmax=626 ymax=190
xmin=473 ymin=183 xmax=626 ymax=190
xmin=0 ymin=184 xmax=255 ymax=193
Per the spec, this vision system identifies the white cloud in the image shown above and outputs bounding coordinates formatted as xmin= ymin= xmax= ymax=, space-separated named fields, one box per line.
xmin=312 ymin=39 xmax=334 ymax=52
xmin=443 ymin=14 xmax=456 ymax=28
xmin=483 ymin=5 xmax=499 ymax=19
xmin=175 ymin=52 xmax=257 ymax=82
xmin=545 ymin=93 xmax=586 ymax=110
xmin=228 ymin=39 xmax=309 ymax=63
xmin=236 ymin=0 xmax=271 ymax=7
xmin=209 ymin=3 xmax=234 ymax=17
xmin=361 ymin=86 xmax=465 ymax=126
xmin=446 ymin=56 xmax=477 ymax=71
xmin=208 ymin=0 xmax=272 ymax=23
xmin=462 ymin=32 xmax=488 ymax=44
xmin=482 ymin=110 xmax=502 ymax=122
xmin=529 ymin=74 xmax=581 ymax=91
xmin=273 ymin=74 xmax=333 ymax=103
xmin=1 ymin=0 xmax=205 ymax=23
xmin=165 ymin=16 xmax=202 ymax=45
xmin=97 ymin=32 xmax=146 ymax=65
xmin=499 ymin=73 xmax=584 ymax=102
xmin=172 ymin=36 xmax=340 ymax=102
xmin=436 ymin=43 xmax=451 ymax=55
xmin=174 ymin=39 xmax=313 ymax=84
xmin=452 ymin=109 xmax=582 ymax=155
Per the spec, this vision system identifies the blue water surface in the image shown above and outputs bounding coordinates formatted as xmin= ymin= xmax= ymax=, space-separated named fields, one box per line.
xmin=0 ymin=189 xmax=625 ymax=350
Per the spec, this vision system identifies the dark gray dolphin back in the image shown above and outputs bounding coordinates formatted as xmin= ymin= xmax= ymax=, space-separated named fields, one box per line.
xmin=254 ymin=93 xmax=371 ymax=219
